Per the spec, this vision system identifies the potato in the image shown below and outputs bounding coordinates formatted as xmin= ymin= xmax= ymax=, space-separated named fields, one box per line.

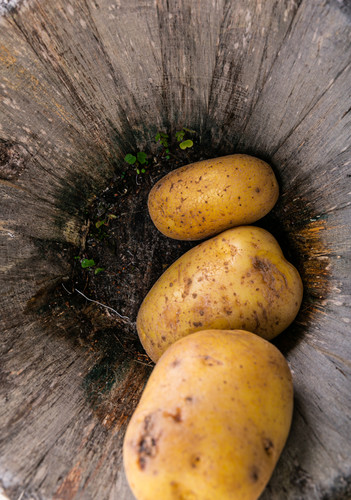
xmin=148 ymin=154 xmax=279 ymax=240
xmin=137 ymin=226 xmax=303 ymax=362
xmin=123 ymin=329 xmax=294 ymax=500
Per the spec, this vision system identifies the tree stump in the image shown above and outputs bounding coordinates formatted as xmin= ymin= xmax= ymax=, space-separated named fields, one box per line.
xmin=0 ymin=1 xmax=350 ymax=499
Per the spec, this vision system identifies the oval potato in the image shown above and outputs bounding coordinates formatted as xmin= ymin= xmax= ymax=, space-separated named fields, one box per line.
xmin=137 ymin=226 xmax=303 ymax=362
xmin=148 ymin=154 xmax=279 ymax=240
xmin=123 ymin=329 xmax=294 ymax=500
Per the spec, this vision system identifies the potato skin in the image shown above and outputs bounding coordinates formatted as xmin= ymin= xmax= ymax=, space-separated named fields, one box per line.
xmin=123 ymin=329 xmax=294 ymax=500
xmin=148 ymin=154 xmax=279 ymax=240
xmin=137 ymin=226 xmax=303 ymax=362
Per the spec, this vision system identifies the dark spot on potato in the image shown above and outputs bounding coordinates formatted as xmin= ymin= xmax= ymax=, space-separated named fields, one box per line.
xmin=199 ymin=310 xmax=204 ymax=316
xmin=171 ymin=359 xmax=181 ymax=367
xmin=163 ymin=407 xmax=182 ymax=422
xmin=185 ymin=396 xmax=193 ymax=402
xmin=161 ymin=335 xmax=166 ymax=341
xmin=191 ymin=456 xmax=201 ymax=468
xmin=252 ymin=310 xmax=260 ymax=330
xmin=137 ymin=415 xmax=158 ymax=470
xmin=192 ymin=293 xmax=197 ymax=298
xmin=263 ymin=438 xmax=274 ymax=456
xmin=201 ymin=355 xmax=223 ymax=366
xmin=250 ymin=466 xmax=260 ymax=482
xmin=193 ymin=321 xmax=203 ymax=327
xmin=255 ymin=187 xmax=261 ymax=193
xmin=169 ymin=282 xmax=173 ymax=287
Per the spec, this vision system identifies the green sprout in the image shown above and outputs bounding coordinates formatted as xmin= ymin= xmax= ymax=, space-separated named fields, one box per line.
xmin=176 ymin=128 xmax=195 ymax=150
xmin=137 ymin=151 xmax=147 ymax=164
xmin=175 ymin=130 xmax=185 ymax=142
xmin=155 ymin=132 xmax=169 ymax=148
xmin=155 ymin=132 xmax=170 ymax=159
xmin=124 ymin=151 xmax=148 ymax=174
xmin=81 ymin=258 xmax=96 ymax=269
xmin=95 ymin=220 xmax=106 ymax=229
xmin=94 ymin=267 xmax=105 ymax=275
xmin=179 ymin=139 xmax=193 ymax=149
xmin=156 ymin=128 xmax=195 ymax=156
xmin=76 ymin=257 xmax=104 ymax=275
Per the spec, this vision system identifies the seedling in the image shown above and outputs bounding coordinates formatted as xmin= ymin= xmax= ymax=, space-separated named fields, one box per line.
xmin=94 ymin=267 xmax=105 ymax=275
xmin=155 ymin=132 xmax=170 ymax=159
xmin=156 ymin=128 xmax=196 ymax=156
xmin=179 ymin=139 xmax=193 ymax=149
xmin=81 ymin=258 xmax=96 ymax=269
xmin=124 ymin=151 xmax=148 ymax=174
xmin=75 ymin=256 xmax=104 ymax=275
xmin=95 ymin=220 xmax=106 ymax=229
xmin=176 ymin=127 xmax=195 ymax=150
xmin=155 ymin=132 xmax=169 ymax=148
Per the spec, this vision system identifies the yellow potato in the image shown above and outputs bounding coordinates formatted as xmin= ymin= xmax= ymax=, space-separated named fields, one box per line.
xmin=148 ymin=154 xmax=279 ymax=240
xmin=123 ymin=329 xmax=294 ymax=500
xmin=137 ymin=226 xmax=303 ymax=362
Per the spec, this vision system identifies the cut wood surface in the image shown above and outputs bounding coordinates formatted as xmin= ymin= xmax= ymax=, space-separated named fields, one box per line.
xmin=0 ymin=0 xmax=350 ymax=499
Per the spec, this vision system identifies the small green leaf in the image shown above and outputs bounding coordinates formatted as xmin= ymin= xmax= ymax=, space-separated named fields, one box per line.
xmin=74 ymin=256 xmax=81 ymax=260
xmin=107 ymin=213 xmax=117 ymax=219
xmin=141 ymin=168 xmax=146 ymax=173
xmin=175 ymin=130 xmax=185 ymax=142
xmin=179 ymin=139 xmax=193 ymax=150
xmin=124 ymin=154 xmax=136 ymax=165
xmin=166 ymin=155 xmax=170 ymax=160
xmin=155 ymin=133 xmax=161 ymax=142
xmin=95 ymin=220 xmax=105 ymax=228
xmin=94 ymin=267 xmax=104 ymax=275
xmin=81 ymin=258 xmax=96 ymax=268
xmin=183 ymin=127 xmax=196 ymax=134
xmin=136 ymin=168 xmax=140 ymax=174
xmin=137 ymin=151 xmax=147 ymax=164
xmin=160 ymin=132 xmax=169 ymax=138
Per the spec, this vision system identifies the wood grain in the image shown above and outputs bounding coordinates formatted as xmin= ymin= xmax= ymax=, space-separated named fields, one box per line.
xmin=1 ymin=0 xmax=350 ymax=499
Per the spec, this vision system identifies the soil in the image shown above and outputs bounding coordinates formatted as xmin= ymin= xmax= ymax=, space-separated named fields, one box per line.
xmin=61 ymin=138 xmax=207 ymax=367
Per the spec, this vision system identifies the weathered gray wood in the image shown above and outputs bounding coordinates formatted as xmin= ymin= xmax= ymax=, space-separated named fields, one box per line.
xmin=0 ymin=0 xmax=350 ymax=499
